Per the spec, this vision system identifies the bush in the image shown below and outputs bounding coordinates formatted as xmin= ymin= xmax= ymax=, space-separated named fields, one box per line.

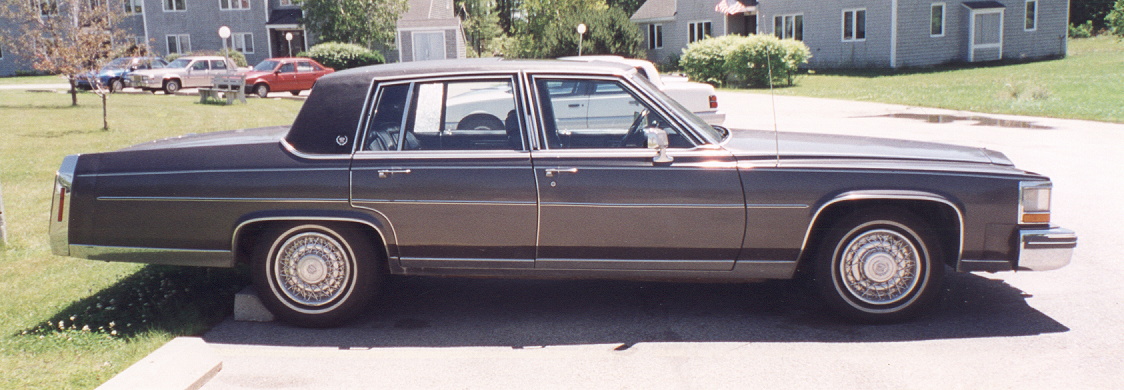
xmin=1069 ymin=20 xmax=1096 ymax=38
xmin=679 ymin=34 xmax=811 ymax=87
xmin=297 ymin=42 xmax=385 ymax=70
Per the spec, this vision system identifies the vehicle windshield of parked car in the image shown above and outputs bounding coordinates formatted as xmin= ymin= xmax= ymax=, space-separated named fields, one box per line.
xmin=254 ymin=60 xmax=279 ymax=72
xmin=104 ymin=57 xmax=132 ymax=70
xmin=362 ymin=78 xmax=522 ymax=152
xmin=167 ymin=58 xmax=191 ymax=69
xmin=534 ymin=77 xmax=694 ymax=149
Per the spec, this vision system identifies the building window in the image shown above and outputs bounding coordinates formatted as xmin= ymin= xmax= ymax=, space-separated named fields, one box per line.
xmin=38 ymin=0 xmax=59 ymax=16
xmin=647 ymin=24 xmax=663 ymax=49
xmin=124 ymin=0 xmax=142 ymax=13
xmin=773 ymin=14 xmax=803 ymax=40
xmin=842 ymin=9 xmax=866 ymax=41
xmin=280 ymin=0 xmax=294 ymax=5
xmin=0 ymin=45 xmax=4 ymax=59
xmin=163 ymin=0 xmax=185 ymax=11
xmin=1025 ymin=0 xmax=1037 ymax=31
xmin=688 ymin=22 xmax=712 ymax=43
xmin=167 ymin=34 xmax=191 ymax=54
xmin=930 ymin=3 xmax=945 ymax=37
xmin=227 ymin=33 xmax=254 ymax=53
xmin=220 ymin=0 xmax=250 ymax=10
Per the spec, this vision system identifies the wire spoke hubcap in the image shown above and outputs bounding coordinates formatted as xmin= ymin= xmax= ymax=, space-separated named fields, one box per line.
xmin=274 ymin=232 xmax=352 ymax=307
xmin=839 ymin=229 xmax=921 ymax=305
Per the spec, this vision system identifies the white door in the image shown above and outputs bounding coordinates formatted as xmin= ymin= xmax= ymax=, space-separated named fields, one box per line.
xmin=412 ymin=31 xmax=446 ymax=62
xmin=969 ymin=10 xmax=1004 ymax=62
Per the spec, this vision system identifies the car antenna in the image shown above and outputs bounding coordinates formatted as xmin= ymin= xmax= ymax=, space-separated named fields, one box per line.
xmin=767 ymin=47 xmax=780 ymax=168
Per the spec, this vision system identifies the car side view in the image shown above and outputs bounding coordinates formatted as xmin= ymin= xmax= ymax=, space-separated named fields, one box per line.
xmin=243 ymin=57 xmax=334 ymax=98
xmin=50 ymin=59 xmax=1075 ymax=327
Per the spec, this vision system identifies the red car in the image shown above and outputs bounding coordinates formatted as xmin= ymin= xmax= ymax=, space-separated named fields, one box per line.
xmin=244 ymin=58 xmax=334 ymax=98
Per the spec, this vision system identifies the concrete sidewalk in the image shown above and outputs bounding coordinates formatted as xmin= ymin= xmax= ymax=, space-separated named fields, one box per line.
xmin=99 ymin=92 xmax=1124 ymax=390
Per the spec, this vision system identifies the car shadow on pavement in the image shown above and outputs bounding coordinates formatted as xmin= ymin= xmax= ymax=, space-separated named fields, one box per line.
xmin=204 ymin=271 xmax=1068 ymax=348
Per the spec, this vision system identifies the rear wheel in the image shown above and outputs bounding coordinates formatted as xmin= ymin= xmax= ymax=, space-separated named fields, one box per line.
xmin=251 ymin=223 xmax=382 ymax=327
xmin=254 ymin=83 xmax=270 ymax=98
xmin=813 ymin=211 xmax=944 ymax=323
xmin=289 ymin=90 xmax=302 ymax=96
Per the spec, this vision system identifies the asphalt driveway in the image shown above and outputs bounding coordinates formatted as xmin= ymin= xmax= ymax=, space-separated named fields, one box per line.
xmin=111 ymin=92 xmax=1124 ymax=389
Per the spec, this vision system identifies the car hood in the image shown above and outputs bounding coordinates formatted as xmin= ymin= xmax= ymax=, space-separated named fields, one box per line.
xmin=120 ymin=126 xmax=290 ymax=152
xmin=721 ymin=128 xmax=1012 ymax=166
xmin=243 ymin=70 xmax=273 ymax=79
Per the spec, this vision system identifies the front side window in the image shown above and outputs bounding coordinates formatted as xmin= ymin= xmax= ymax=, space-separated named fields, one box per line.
xmin=163 ymin=0 xmax=185 ymax=11
xmin=279 ymin=63 xmax=295 ymax=73
xmin=774 ymin=14 xmax=803 ymax=40
xmin=363 ymin=79 xmax=522 ymax=152
xmin=190 ymin=60 xmax=208 ymax=71
xmin=647 ymin=24 xmax=663 ymax=49
xmin=688 ymin=22 xmax=712 ymax=43
xmin=931 ymin=3 xmax=945 ymax=37
xmin=1025 ymin=0 xmax=1037 ymax=31
xmin=842 ymin=9 xmax=866 ymax=41
xmin=534 ymin=77 xmax=693 ymax=150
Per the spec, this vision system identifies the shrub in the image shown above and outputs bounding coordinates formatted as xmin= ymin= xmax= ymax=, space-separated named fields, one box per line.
xmin=1069 ymin=20 xmax=1096 ymax=38
xmin=297 ymin=42 xmax=385 ymax=70
xmin=679 ymin=34 xmax=811 ymax=87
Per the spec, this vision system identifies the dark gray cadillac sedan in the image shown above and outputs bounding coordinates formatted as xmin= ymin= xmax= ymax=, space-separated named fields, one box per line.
xmin=49 ymin=59 xmax=1076 ymax=327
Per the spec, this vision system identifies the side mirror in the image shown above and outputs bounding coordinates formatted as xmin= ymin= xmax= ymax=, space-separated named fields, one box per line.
xmin=644 ymin=127 xmax=673 ymax=163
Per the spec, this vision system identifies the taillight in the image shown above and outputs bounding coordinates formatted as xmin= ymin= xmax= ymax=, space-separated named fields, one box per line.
xmin=57 ymin=187 xmax=67 ymax=222
xmin=708 ymin=95 xmax=718 ymax=109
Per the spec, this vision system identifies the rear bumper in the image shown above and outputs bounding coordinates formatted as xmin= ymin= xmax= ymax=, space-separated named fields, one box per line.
xmin=1017 ymin=226 xmax=1077 ymax=271
xmin=49 ymin=155 xmax=79 ymax=256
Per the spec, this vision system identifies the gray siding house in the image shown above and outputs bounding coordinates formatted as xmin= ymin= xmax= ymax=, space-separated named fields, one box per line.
xmin=632 ymin=0 xmax=1068 ymax=69
xmin=1 ymin=0 xmax=464 ymax=76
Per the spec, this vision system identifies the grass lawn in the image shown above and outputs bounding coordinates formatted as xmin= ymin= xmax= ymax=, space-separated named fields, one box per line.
xmin=0 ymin=90 xmax=304 ymax=389
xmin=0 ymin=75 xmax=68 ymax=85
xmin=752 ymin=36 xmax=1124 ymax=123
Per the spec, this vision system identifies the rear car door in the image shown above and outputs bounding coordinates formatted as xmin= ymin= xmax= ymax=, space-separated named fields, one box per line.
xmin=529 ymin=75 xmax=746 ymax=271
xmin=350 ymin=76 xmax=538 ymax=270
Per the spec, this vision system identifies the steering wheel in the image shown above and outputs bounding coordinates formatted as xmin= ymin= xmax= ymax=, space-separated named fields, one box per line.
xmin=621 ymin=109 xmax=649 ymax=147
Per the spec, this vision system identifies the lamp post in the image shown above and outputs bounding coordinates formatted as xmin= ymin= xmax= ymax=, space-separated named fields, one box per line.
xmin=577 ymin=23 xmax=587 ymax=56
xmin=218 ymin=26 xmax=232 ymax=73
xmin=285 ymin=32 xmax=294 ymax=57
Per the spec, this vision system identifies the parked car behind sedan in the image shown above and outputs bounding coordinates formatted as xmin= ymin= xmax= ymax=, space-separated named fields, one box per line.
xmin=76 ymin=57 xmax=168 ymax=92
xmin=243 ymin=58 xmax=334 ymax=98
xmin=561 ymin=56 xmax=725 ymax=125
xmin=49 ymin=59 xmax=1075 ymax=327
xmin=128 ymin=56 xmax=241 ymax=94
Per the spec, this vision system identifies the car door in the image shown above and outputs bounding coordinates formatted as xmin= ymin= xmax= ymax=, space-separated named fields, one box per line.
xmin=186 ymin=60 xmax=209 ymax=87
xmin=294 ymin=61 xmax=317 ymax=90
xmin=275 ymin=62 xmax=298 ymax=90
xmin=530 ymin=75 xmax=746 ymax=271
xmin=350 ymin=77 xmax=538 ymax=270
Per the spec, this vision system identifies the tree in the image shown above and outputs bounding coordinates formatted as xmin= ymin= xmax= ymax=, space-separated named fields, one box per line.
xmin=1071 ymin=0 xmax=1116 ymax=31
xmin=300 ymin=0 xmax=408 ymax=49
xmin=456 ymin=0 xmax=503 ymax=56
xmin=0 ymin=0 xmax=132 ymax=108
xmin=1107 ymin=0 xmax=1124 ymax=38
xmin=504 ymin=0 xmax=643 ymax=58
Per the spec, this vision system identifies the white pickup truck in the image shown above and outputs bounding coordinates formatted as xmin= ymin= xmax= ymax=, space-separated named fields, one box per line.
xmin=561 ymin=56 xmax=726 ymax=125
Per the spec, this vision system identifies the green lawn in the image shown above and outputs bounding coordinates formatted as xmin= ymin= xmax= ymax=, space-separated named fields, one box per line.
xmin=751 ymin=36 xmax=1124 ymax=123
xmin=0 ymin=75 xmax=68 ymax=85
xmin=0 ymin=91 xmax=304 ymax=389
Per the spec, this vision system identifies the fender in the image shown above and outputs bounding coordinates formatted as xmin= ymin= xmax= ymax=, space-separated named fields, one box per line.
xmin=232 ymin=209 xmax=397 ymax=267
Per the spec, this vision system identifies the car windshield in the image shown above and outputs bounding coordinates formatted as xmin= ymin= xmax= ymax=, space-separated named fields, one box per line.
xmin=627 ymin=73 xmax=725 ymax=143
xmin=167 ymin=59 xmax=191 ymax=69
xmin=254 ymin=60 xmax=280 ymax=71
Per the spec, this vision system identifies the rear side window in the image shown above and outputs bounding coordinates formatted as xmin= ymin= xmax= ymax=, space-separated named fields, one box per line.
xmin=361 ymin=79 xmax=523 ymax=152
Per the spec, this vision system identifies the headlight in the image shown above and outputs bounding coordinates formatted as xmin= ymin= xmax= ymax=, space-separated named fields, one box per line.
xmin=1020 ymin=181 xmax=1052 ymax=224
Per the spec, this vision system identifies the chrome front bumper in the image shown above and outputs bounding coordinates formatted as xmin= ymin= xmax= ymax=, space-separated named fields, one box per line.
xmin=1017 ymin=226 xmax=1077 ymax=271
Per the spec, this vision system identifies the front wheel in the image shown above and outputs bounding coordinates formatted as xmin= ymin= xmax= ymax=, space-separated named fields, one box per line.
xmin=163 ymin=79 xmax=181 ymax=94
xmin=109 ymin=79 xmax=125 ymax=93
xmin=813 ymin=211 xmax=944 ymax=323
xmin=254 ymin=83 xmax=270 ymax=98
xmin=251 ymin=223 xmax=382 ymax=327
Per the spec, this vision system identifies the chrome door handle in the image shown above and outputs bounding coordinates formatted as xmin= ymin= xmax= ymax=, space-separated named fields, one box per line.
xmin=544 ymin=168 xmax=578 ymax=177
xmin=377 ymin=169 xmax=411 ymax=179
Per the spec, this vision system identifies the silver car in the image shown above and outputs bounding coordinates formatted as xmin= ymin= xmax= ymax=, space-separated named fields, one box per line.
xmin=128 ymin=56 xmax=240 ymax=94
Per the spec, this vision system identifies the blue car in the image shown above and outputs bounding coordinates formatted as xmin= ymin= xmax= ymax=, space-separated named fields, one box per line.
xmin=76 ymin=57 xmax=168 ymax=92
